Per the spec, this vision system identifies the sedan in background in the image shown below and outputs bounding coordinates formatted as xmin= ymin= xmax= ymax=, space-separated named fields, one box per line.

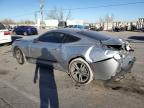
xmin=12 ymin=28 xmax=135 ymax=84
xmin=72 ymin=25 xmax=90 ymax=29
xmin=0 ymin=22 xmax=11 ymax=44
xmin=13 ymin=26 xmax=38 ymax=36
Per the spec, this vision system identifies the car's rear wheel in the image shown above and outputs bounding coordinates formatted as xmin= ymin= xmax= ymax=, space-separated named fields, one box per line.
xmin=15 ymin=48 xmax=25 ymax=64
xmin=69 ymin=58 xmax=93 ymax=84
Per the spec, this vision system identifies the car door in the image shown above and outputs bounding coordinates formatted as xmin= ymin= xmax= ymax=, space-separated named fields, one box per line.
xmin=15 ymin=26 xmax=22 ymax=34
xmin=29 ymin=32 xmax=64 ymax=62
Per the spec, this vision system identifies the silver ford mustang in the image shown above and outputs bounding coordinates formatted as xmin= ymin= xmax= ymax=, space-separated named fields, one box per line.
xmin=12 ymin=28 xmax=135 ymax=84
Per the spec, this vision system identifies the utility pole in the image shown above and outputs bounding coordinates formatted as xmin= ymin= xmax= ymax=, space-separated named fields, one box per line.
xmin=39 ymin=0 xmax=44 ymax=27
xmin=34 ymin=11 xmax=37 ymax=24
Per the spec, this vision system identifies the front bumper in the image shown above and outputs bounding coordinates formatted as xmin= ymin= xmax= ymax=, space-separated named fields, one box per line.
xmin=90 ymin=55 xmax=136 ymax=80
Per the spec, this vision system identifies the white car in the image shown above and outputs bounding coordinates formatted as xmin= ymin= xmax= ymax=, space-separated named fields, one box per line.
xmin=0 ymin=23 xmax=12 ymax=44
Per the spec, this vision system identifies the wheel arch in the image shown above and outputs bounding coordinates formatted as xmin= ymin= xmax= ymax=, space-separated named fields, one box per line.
xmin=67 ymin=56 xmax=87 ymax=73
xmin=68 ymin=56 xmax=86 ymax=65
xmin=13 ymin=46 xmax=20 ymax=57
xmin=13 ymin=46 xmax=27 ymax=63
xmin=68 ymin=56 xmax=94 ymax=84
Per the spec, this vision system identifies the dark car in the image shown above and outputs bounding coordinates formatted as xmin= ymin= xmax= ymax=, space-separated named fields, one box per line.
xmin=13 ymin=26 xmax=38 ymax=36
xmin=72 ymin=25 xmax=89 ymax=29
xmin=140 ymin=28 xmax=144 ymax=32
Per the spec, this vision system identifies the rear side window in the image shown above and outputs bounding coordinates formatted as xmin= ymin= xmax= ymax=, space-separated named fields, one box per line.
xmin=38 ymin=32 xmax=64 ymax=43
xmin=63 ymin=34 xmax=80 ymax=43
xmin=0 ymin=23 xmax=6 ymax=30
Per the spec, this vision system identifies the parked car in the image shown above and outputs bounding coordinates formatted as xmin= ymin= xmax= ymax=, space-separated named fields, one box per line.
xmin=0 ymin=23 xmax=12 ymax=44
xmin=140 ymin=28 xmax=144 ymax=32
xmin=89 ymin=26 xmax=103 ymax=31
xmin=12 ymin=28 xmax=135 ymax=84
xmin=13 ymin=26 xmax=38 ymax=36
xmin=72 ymin=25 xmax=89 ymax=29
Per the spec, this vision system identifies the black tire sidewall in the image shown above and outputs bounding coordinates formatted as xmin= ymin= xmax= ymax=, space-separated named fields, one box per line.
xmin=15 ymin=48 xmax=25 ymax=64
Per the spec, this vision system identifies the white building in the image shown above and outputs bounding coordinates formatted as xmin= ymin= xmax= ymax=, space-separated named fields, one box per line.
xmin=44 ymin=20 xmax=59 ymax=29
xmin=37 ymin=19 xmax=85 ymax=29
xmin=67 ymin=20 xmax=84 ymax=26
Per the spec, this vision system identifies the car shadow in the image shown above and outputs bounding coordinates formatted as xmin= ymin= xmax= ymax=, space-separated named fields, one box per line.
xmin=128 ymin=36 xmax=144 ymax=41
xmin=33 ymin=48 xmax=59 ymax=108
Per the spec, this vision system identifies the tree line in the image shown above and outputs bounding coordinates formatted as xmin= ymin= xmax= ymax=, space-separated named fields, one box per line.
xmin=0 ymin=19 xmax=35 ymax=25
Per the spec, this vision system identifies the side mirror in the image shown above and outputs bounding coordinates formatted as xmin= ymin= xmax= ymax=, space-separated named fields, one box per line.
xmin=33 ymin=38 xmax=38 ymax=43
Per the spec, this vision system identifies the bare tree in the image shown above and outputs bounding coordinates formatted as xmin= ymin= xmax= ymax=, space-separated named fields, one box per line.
xmin=99 ymin=17 xmax=104 ymax=23
xmin=59 ymin=8 xmax=64 ymax=21
xmin=47 ymin=7 xmax=71 ymax=21
xmin=1 ymin=19 xmax=15 ymax=25
xmin=104 ymin=14 xmax=114 ymax=30
xmin=17 ymin=20 xmax=35 ymax=25
xmin=65 ymin=9 xmax=71 ymax=21
xmin=105 ymin=14 xmax=114 ymax=23
xmin=47 ymin=7 xmax=58 ymax=20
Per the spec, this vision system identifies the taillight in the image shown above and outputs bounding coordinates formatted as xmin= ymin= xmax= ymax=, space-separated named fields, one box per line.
xmin=4 ymin=31 xmax=10 ymax=35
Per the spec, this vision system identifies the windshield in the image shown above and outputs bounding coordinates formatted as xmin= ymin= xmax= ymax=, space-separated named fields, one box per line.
xmin=77 ymin=30 xmax=110 ymax=41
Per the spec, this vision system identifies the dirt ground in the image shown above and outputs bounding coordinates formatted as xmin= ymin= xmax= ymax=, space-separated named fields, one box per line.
xmin=0 ymin=31 xmax=144 ymax=108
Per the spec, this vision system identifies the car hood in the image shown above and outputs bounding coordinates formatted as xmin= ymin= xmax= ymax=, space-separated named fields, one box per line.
xmin=102 ymin=37 xmax=124 ymax=45
xmin=101 ymin=37 xmax=126 ymax=50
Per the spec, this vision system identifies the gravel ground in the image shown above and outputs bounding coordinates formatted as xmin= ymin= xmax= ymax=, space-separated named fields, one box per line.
xmin=0 ymin=30 xmax=144 ymax=108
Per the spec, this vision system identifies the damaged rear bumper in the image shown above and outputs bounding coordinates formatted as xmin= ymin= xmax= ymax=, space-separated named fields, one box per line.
xmin=90 ymin=55 xmax=136 ymax=80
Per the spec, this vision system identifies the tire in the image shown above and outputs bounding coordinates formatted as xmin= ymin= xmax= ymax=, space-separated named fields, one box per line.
xmin=14 ymin=48 xmax=25 ymax=64
xmin=69 ymin=58 xmax=93 ymax=84
xmin=23 ymin=32 xmax=28 ymax=36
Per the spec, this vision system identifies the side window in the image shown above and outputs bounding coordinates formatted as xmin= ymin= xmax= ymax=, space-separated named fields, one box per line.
xmin=17 ymin=26 xmax=22 ymax=30
xmin=63 ymin=34 xmax=80 ymax=43
xmin=38 ymin=32 xmax=64 ymax=43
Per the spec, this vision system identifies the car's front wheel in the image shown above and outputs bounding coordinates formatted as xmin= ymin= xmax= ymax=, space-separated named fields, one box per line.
xmin=69 ymin=58 xmax=93 ymax=84
xmin=15 ymin=48 xmax=25 ymax=64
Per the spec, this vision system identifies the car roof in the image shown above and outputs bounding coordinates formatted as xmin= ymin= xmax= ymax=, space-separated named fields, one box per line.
xmin=18 ymin=26 xmax=34 ymax=28
xmin=52 ymin=28 xmax=111 ymax=41
xmin=52 ymin=28 xmax=92 ymax=35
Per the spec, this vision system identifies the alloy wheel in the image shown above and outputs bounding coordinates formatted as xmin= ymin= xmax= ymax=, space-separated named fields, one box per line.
xmin=69 ymin=60 xmax=91 ymax=84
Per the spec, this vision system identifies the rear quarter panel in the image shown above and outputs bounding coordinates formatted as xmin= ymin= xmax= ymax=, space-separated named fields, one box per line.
xmin=61 ymin=38 xmax=95 ymax=69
